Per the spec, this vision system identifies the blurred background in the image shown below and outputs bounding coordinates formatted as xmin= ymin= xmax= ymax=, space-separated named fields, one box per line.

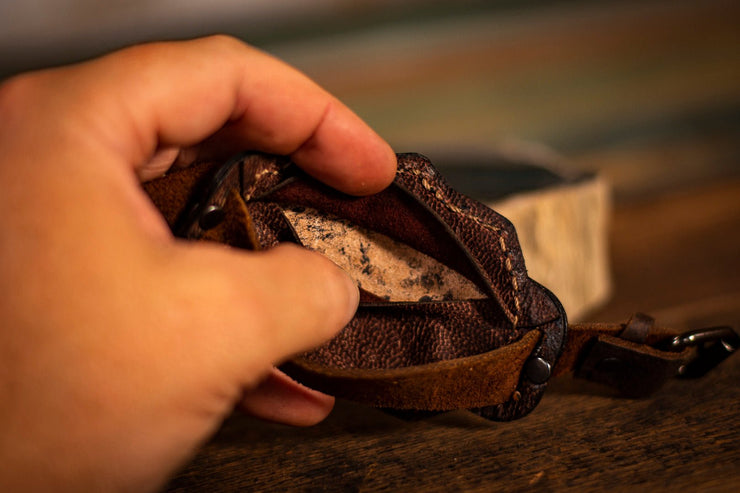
xmin=1 ymin=0 xmax=738 ymax=321
xmin=2 ymin=0 xmax=738 ymax=199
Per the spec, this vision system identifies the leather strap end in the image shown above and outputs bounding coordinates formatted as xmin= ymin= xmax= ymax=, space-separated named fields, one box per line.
xmin=576 ymin=334 xmax=691 ymax=397
xmin=282 ymin=331 xmax=541 ymax=411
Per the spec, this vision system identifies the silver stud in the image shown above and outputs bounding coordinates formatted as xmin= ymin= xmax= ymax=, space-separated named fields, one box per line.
xmin=524 ymin=357 xmax=551 ymax=384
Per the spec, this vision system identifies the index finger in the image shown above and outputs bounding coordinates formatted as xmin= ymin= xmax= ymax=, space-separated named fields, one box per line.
xmin=40 ymin=35 xmax=397 ymax=195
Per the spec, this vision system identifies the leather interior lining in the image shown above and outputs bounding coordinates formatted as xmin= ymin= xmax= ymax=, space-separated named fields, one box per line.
xmin=281 ymin=205 xmax=485 ymax=302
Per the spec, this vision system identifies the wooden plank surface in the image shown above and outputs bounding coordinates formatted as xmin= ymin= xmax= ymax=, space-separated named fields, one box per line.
xmin=165 ymin=179 xmax=740 ymax=492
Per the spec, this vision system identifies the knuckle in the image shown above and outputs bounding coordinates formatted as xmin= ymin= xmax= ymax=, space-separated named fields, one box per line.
xmin=202 ymin=34 xmax=249 ymax=54
xmin=115 ymin=40 xmax=173 ymax=66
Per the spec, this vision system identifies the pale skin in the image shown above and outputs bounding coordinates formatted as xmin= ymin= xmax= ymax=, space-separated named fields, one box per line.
xmin=0 ymin=36 xmax=397 ymax=491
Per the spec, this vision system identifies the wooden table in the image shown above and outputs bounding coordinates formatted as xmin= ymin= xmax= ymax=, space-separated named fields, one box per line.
xmin=166 ymin=179 xmax=740 ymax=492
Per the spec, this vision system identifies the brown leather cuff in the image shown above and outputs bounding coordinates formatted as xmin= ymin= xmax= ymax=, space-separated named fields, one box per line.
xmin=143 ymin=151 xmax=737 ymax=421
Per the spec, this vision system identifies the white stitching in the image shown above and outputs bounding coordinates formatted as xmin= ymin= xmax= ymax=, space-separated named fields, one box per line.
xmin=399 ymin=166 xmax=520 ymax=326
xmin=243 ymin=167 xmax=279 ymax=201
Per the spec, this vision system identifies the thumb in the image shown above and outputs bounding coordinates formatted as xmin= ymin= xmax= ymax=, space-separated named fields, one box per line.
xmin=167 ymin=242 xmax=358 ymax=387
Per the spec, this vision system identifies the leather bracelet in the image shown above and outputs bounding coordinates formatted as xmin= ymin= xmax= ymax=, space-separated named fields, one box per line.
xmin=143 ymin=152 xmax=738 ymax=421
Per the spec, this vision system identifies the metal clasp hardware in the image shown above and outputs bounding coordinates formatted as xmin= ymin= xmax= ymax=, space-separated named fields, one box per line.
xmin=665 ymin=326 xmax=740 ymax=378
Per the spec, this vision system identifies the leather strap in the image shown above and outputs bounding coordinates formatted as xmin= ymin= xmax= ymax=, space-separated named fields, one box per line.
xmin=142 ymin=152 xmax=736 ymax=419
xmin=284 ymin=318 xmax=694 ymax=409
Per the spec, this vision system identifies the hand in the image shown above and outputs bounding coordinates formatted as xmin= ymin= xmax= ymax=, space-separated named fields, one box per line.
xmin=0 ymin=36 xmax=396 ymax=491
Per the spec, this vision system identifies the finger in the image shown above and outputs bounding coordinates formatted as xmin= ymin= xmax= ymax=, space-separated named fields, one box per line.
xmin=173 ymin=242 xmax=358 ymax=375
xmin=138 ymin=146 xmax=180 ymax=181
xmin=239 ymin=368 xmax=334 ymax=427
xmin=37 ymin=35 xmax=397 ymax=195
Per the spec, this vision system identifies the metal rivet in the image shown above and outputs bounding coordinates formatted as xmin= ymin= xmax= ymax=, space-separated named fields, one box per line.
xmin=524 ymin=357 xmax=551 ymax=384
xmin=198 ymin=205 xmax=225 ymax=230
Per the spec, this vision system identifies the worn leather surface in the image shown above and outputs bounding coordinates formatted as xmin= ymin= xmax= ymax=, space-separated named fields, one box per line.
xmin=143 ymin=152 xmax=704 ymax=420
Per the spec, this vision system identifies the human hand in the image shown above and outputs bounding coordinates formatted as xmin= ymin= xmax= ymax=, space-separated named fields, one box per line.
xmin=0 ymin=36 xmax=396 ymax=491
